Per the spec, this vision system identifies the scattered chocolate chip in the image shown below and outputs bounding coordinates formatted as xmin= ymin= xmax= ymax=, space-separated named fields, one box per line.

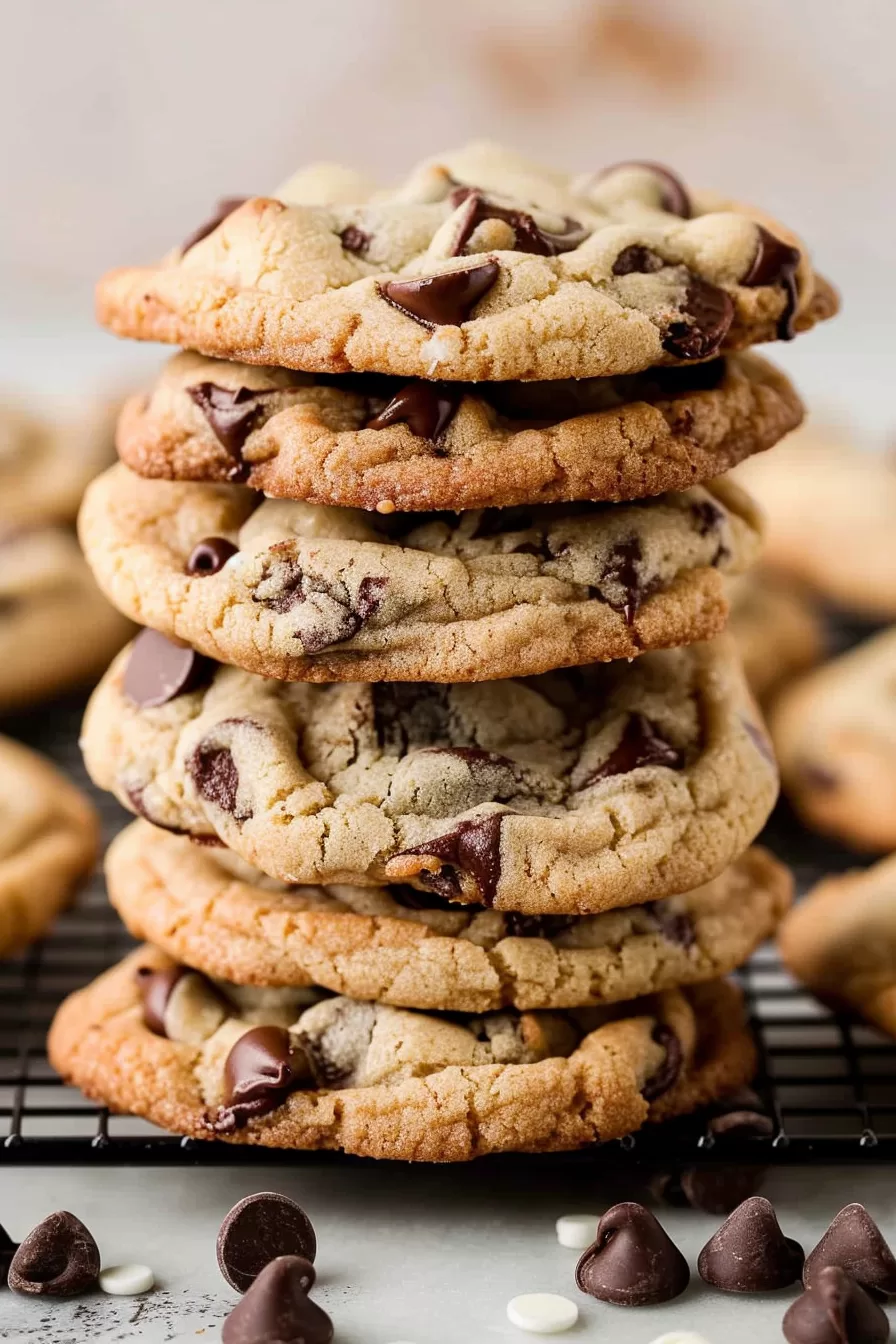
xmin=583 ymin=714 xmax=684 ymax=787
xmin=599 ymin=162 xmax=692 ymax=218
xmin=189 ymin=741 xmax=249 ymax=820
xmin=365 ymin=380 xmax=461 ymax=441
xmin=401 ymin=814 xmax=505 ymax=905
xmin=804 ymin=1204 xmax=896 ymax=1301
xmin=783 ymin=1266 xmax=889 ymax=1344
xmin=0 ymin=1222 xmax=19 ymax=1285
xmin=180 ymin=197 xmax=249 ymax=255
xmin=575 ymin=1202 xmax=689 ymax=1306
xmin=222 ymin=1256 xmax=333 ymax=1344
xmin=217 ymin=1193 xmax=316 ymax=1294
xmin=598 ymin=537 xmax=645 ymax=625
xmin=381 ymin=261 xmax=499 ymax=328
xmin=641 ymin=1024 xmax=683 ymax=1102
xmin=135 ymin=964 xmax=186 ymax=1036
xmin=123 ymin=629 xmax=212 ymax=709
xmin=215 ymin=1027 xmax=306 ymax=1132
xmin=663 ymin=276 xmax=735 ymax=360
xmin=448 ymin=187 xmax=589 ymax=257
xmin=8 ymin=1212 xmax=100 ymax=1297
xmin=698 ymin=1196 xmax=804 ymax=1293
xmin=187 ymin=537 xmax=239 ymax=576
xmin=742 ymin=225 xmax=802 ymax=340
xmin=658 ymin=1163 xmax=769 ymax=1216
xmin=339 ymin=224 xmax=370 ymax=256
xmin=187 ymin=383 xmax=279 ymax=481
xmin=612 ymin=244 xmax=665 ymax=276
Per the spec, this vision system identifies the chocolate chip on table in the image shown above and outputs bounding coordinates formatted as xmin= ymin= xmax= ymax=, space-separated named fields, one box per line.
xmin=575 ymin=1202 xmax=689 ymax=1307
xmin=598 ymin=161 xmax=692 ymax=218
xmin=804 ymin=1203 xmax=896 ymax=1301
xmin=7 ymin=1211 xmax=100 ymax=1297
xmin=663 ymin=277 xmax=735 ymax=361
xmin=123 ymin=628 xmax=212 ymax=708
xmin=783 ymin=1265 xmax=889 ymax=1344
xmin=741 ymin=225 xmax=802 ymax=340
xmin=656 ymin=1163 xmax=769 ymax=1216
xmin=135 ymin=964 xmax=186 ymax=1036
xmin=365 ymin=380 xmax=461 ymax=441
xmin=380 ymin=261 xmax=499 ymax=327
xmin=698 ymin=1196 xmax=804 ymax=1293
xmin=180 ymin=197 xmax=249 ymax=255
xmin=187 ymin=537 xmax=239 ymax=576
xmin=0 ymin=1221 xmax=19 ymax=1285
xmin=214 ymin=1026 xmax=306 ymax=1132
xmin=217 ymin=1192 xmax=316 ymax=1294
xmin=222 ymin=1256 xmax=333 ymax=1344
xmin=583 ymin=713 xmax=685 ymax=786
xmin=187 ymin=383 xmax=279 ymax=480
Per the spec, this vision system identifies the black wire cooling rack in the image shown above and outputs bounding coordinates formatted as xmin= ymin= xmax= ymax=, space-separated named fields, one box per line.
xmin=2 ymin=684 xmax=896 ymax=1168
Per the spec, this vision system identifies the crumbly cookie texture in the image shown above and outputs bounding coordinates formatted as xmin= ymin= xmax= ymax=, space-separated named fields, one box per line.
xmin=779 ymin=855 xmax=896 ymax=1038
xmin=116 ymin=350 xmax=803 ymax=512
xmin=769 ymin=628 xmax=896 ymax=851
xmin=47 ymin=944 xmax=755 ymax=1160
xmin=108 ymin=821 xmax=792 ymax=1012
xmin=81 ymin=636 xmax=778 ymax=913
xmin=95 ymin=145 xmax=836 ymax=383
xmin=734 ymin=423 xmax=896 ymax=618
xmin=728 ymin=569 xmax=825 ymax=702
xmin=0 ymin=392 xmax=119 ymax=526
xmin=79 ymin=465 xmax=761 ymax=683
xmin=0 ymin=735 xmax=99 ymax=956
xmin=0 ymin=524 xmax=133 ymax=712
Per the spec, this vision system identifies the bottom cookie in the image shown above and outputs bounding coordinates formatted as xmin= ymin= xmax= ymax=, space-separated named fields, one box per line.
xmin=48 ymin=947 xmax=755 ymax=1161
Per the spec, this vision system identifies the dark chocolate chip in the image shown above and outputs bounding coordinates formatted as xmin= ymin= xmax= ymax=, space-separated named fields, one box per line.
xmin=221 ymin=1256 xmax=333 ymax=1344
xmin=135 ymin=964 xmax=186 ymax=1036
xmin=123 ymin=628 xmax=212 ymax=708
xmin=742 ymin=225 xmax=802 ymax=341
xmin=124 ymin=782 xmax=190 ymax=836
xmin=371 ymin=682 xmax=452 ymax=756
xmin=0 ymin=1222 xmax=19 ymax=1285
xmin=698 ymin=1196 xmax=804 ymax=1292
xmin=252 ymin=557 xmax=386 ymax=652
xmin=217 ymin=1193 xmax=316 ymax=1294
xmin=804 ymin=1204 xmax=896 ymax=1301
xmin=583 ymin=714 xmax=684 ymax=787
xmin=365 ymin=380 xmax=461 ymax=441
xmin=659 ymin=1163 xmax=769 ymax=1216
xmin=503 ymin=911 xmax=579 ymax=939
xmin=644 ymin=902 xmax=695 ymax=949
xmin=663 ymin=276 xmax=735 ymax=361
xmin=612 ymin=244 xmax=665 ymax=276
xmin=380 ymin=261 xmax=499 ymax=328
xmin=401 ymin=813 xmax=505 ymax=906
xmin=181 ymin=197 xmax=249 ymax=255
xmin=783 ymin=1266 xmax=889 ymax=1344
xmin=187 ymin=383 xmax=279 ymax=480
xmin=448 ymin=187 xmax=589 ymax=257
xmin=641 ymin=1024 xmax=683 ymax=1102
xmin=598 ymin=537 xmax=645 ymax=626
xmin=187 ymin=537 xmax=239 ymax=576
xmin=599 ymin=162 xmax=692 ymax=218
xmin=215 ymin=1027 xmax=306 ymax=1132
xmin=7 ymin=1212 xmax=100 ymax=1297
xmin=707 ymin=1107 xmax=775 ymax=1140
xmin=575 ymin=1202 xmax=689 ymax=1306
xmin=339 ymin=224 xmax=370 ymax=256
xmin=388 ymin=883 xmax=469 ymax=913
xmin=190 ymin=741 xmax=249 ymax=820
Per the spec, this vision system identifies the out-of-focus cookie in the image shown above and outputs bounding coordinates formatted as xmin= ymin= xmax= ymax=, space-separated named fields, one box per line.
xmin=0 ymin=392 xmax=118 ymax=527
xmin=79 ymin=465 xmax=762 ymax=683
xmin=734 ymin=425 xmax=896 ymax=618
xmin=769 ymin=627 xmax=896 ymax=850
xmin=728 ymin=569 xmax=825 ymax=701
xmin=116 ymin=351 xmax=802 ymax=513
xmin=81 ymin=634 xmax=778 ymax=914
xmin=0 ymin=736 xmax=99 ymax=955
xmin=107 ymin=821 xmax=792 ymax=1012
xmin=47 ymin=944 xmax=755 ymax=1160
xmin=95 ymin=145 xmax=836 ymax=384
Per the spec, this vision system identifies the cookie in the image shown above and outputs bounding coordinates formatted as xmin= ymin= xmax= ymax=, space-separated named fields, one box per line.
xmin=80 ymin=465 xmax=761 ymax=683
xmin=728 ymin=569 xmax=825 ymax=701
xmin=0 ymin=524 xmax=133 ymax=711
xmin=95 ymin=145 xmax=836 ymax=384
xmin=115 ymin=350 xmax=802 ymax=513
xmin=769 ymin=628 xmax=896 ymax=850
xmin=779 ymin=854 xmax=896 ymax=1037
xmin=0 ymin=735 xmax=99 ymax=956
xmin=81 ymin=634 xmax=778 ymax=913
xmin=47 ymin=944 xmax=755 ymax=1160
xmin=107 ymin=820 xmax=792 ymax=1012
xmin=0 ymin=391 xmax=118 ymax=527
xmin=734 ymin=424 xmax=896 ymax=618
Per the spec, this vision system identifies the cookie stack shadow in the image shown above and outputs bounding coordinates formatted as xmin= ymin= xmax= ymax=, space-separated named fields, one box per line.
xmin=48 ymin=145 xmax=837 ymax=1160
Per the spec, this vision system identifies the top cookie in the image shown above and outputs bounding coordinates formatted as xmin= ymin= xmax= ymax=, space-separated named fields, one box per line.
xmin=96 ymin=143 xmax=837 ymax=383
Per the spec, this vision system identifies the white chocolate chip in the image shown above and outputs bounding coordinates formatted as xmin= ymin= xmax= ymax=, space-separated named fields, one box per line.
xmin=506 ymin=1293 xmax=578 ymax=1334
xmin=99 ymin=1264 xmax=155 ymax=1296
xmin=555 ymin=1214 xmax=599 ymax=1249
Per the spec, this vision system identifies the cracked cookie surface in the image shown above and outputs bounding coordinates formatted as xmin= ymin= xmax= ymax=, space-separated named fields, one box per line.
xmin=116 ymin=351 xmax=802 ymax=512
xmin=80 ymin=465 xmax=761 ymax=683
xmin=81 ymin=635 xmax=778 ymax=913
xmin=95 ymin=144 xmax=836 ymax=384
xmin=108 ymin=821 xmax=792 ymax=1012
xmin=48 ymin=944 xmax=755 ymax=1160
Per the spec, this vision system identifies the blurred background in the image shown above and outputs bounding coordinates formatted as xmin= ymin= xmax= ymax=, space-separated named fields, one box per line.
xmin=2 ymin=0 xmax=893 ymax=436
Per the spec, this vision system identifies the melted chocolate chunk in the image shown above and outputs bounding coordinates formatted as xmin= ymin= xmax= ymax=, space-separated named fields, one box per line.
xmin=253 ymin=557 xmax=387 ymax=653
xmin=190 ymin=742 xmax=250 ymax=820
xmin=783 ymin=1266 xmax=889 ymax=1344
xmin=217 ymin=1193 xmax=316 ymax=1295
xmin=691 ymin=497 xmax=729 ymax=565
xmin=187 ymin=383 xmax=279 ymax=480
xmin=388 ymin=883 xmax=467 ymax=913
xmin=644 ymin=902 xmax=695 ymax=949
xmin=742 ymin=225 xmax=802 ymax=340
xmin=575 ymin=1202 xmax=690 ymax=1306
xmin=365 ymin=380 xmax=461 ymax=441
xmin=402 ymin=813 xmax=505 ymax=905
xmin=221 ymin=1256 xmax=334 ymax=1344
xmin=339 ymin=224 xmax=370 ymax=256
xmin=135 ymin=964 xmax=186 ymax=1036
xmin=664 ymin=276 xmax=735 ymax=360
xmin=641 ymin=1024 xmax=683 ymax=1102
xmin=584 ymin=714 xmax=684 ymax=787
xmin=216 ymin=1026 xmax=305 ymax=1131
xmin=124 ymin=782 xmax=190 ymax=836
xmin=187 ymin=536 xmax=239 ymax=576
xmin=503 ymin=912 xmax=579 ymax=939
xmin=123 ymin=629 xmax=212 ymax=708
xmin=297 ymin=1000 xmax=376 ymax=1090
xmin=804 ymin=1204 xmax=896 ymax=1301
xmin=599 ymin=162 xmax=692 ymax=218
xmin=180 ymin=196 xmax=249 ymax=255
xmin=448 ymin=187 xmax=589 ymax=257
xmin=381 ymin=262 xmax=499 ymax=328
xmin=599 ymin=537 xmax=644 ymax=625
xmin=698 ymin=1196 xmax=804 ymax=1293
xmin=7 ymin=1212 xmax=100 ymax=1298
xmin=612 ymin=244 xmax=665 ymax=276
xmin=372 ymin=683 xmax=453 ymax=755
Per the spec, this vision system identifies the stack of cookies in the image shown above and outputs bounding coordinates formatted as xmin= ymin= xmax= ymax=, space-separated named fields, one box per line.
xmin=50 ymin=145 xmax=836 ymax=1160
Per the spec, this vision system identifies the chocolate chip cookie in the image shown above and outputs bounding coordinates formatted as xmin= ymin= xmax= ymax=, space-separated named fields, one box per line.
xmin=779 ymin=854 xmax=896 ymax=1037
xmin=81 ymin=634 xmax=778 ymax=913
xmin=0 ymin=391 xmax=118 ymax=527
xmin=95 ymin=146 xmax=836 ymax=384
xmin=47 ymin=944 xmax=755 ymax=1159
xmin=0 ymin=736 xmax=99 ymax=956
xmin=728 ymin=569 xmax=825 ymax=702
xmin=116 ymin=350 xmax=802 ymax=513
xmin=769 ymin=627 xmax=896 ymax=850
xmin=80 ymin=465 xmax=761 ymax=683
xmin=107 ymin=820 xmax=792 ymax=1012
